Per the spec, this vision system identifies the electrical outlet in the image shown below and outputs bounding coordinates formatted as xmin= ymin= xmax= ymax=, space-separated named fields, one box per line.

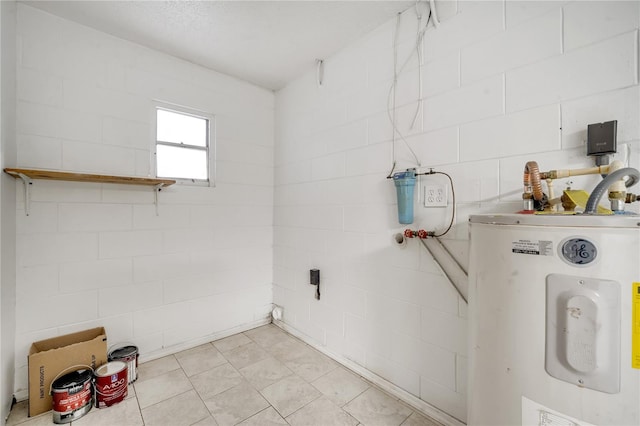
xmin=424 ymin=184 xmax=447 ymax=207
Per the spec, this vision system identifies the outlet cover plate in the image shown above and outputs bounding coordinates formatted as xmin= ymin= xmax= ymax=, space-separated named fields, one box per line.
xmin=424 ymin=184 xmax=447 ymax=207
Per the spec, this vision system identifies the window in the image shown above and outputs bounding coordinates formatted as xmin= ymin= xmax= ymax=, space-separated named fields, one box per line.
xmin=154 ymin=103 xmax=214 ymax=185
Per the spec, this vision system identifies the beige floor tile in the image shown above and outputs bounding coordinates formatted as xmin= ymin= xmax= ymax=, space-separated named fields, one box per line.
xmin=126 ymin=383 xmax=137 ymax=399
xmin=244 ymin=325 xmax=294 ymax=348
xmin=260 ymin=375 xmax=321 ymax=418
xmin=5 ymin=400 xmax=28 ymax=426
xmin=266 ymin=337 xmax=314 ymax=363
xmin=284 ymin=350 xmax=338 ymax=382
xmin=6 ymin=412 xmax=56 ymax=426
xmin=192 ymin=415 xmax=219 ymax=425
xmin=141 ymin=389 xmax=210 ymax=426
xmin=237 ymin=407 xmax=288 ymax=426
xmin=344 ymin=388 xmax=412 ymax=426
xmin=134 ymin=368 xmax=193 ymax=409
xmin=401 ymin=411 xmax=443 ymax=426
xmin=204 ymin=382 xmax=270 ymax=426
xmin=213 ymin=333 xmax=252 ymax=353
xmin=223 ymin=341 xmax=271 ymax=370
xmin=74 ymin=397 xmax=143 ymax=426
xmin=311 ymin=367 xmax=370 ymax=406
xmin=6 ymin=404 xmax=53 ymax=426
xmin=136 ymin=355 xmax=181 ymax=382
xmin=175 ymin=344 xmax=227 ymax=377
xmin=286 ymin=396 xmax=359 ymax=426
xmin=239 ymin=357 xmax=293 ymax=390
xmin=190 ymin=363 xmax=243 ymax=400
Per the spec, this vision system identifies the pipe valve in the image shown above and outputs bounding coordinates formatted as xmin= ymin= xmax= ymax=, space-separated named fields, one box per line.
xmin=404 ymin=229 xmax=431 ymax=239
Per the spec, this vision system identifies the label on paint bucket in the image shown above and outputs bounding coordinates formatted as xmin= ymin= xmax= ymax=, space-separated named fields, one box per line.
xmin=512 ymin=239 xmax=553 ymax=256
xmin=108 ymin=345 xmax=138 ymax=383
xmin=95 ymin=361 xmax=128 ymax=408
xmin=51 ymin=369 xmax=93 ymax=424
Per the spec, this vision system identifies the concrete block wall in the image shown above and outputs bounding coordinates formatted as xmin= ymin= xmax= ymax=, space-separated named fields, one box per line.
xmin=274 ymin=1 xmax=639 ymax=422
xmin=13 ymin=5 xmax=275 ymax=399
xmin=1 ymin=0 xmax=17 ymax=420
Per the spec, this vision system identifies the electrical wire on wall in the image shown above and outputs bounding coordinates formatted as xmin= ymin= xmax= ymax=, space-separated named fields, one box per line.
xmin=316 ymin=59 xmax=324 ymax=87
xmin=409 ymin=1 xmax=427 ymax=130
xmin=386 ymin=1 xmax=433 ymax=178
xmin=385 ymin=0 xmax=452 ymax=228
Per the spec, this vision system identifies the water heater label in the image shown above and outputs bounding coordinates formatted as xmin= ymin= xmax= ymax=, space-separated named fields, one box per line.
xmin=633 ymin=283 xmax=640 ymax=369
xmin=522 ymin=397 xmax=595 ymax=426
xmin=512 ymin=239 xmax=553 ymax=256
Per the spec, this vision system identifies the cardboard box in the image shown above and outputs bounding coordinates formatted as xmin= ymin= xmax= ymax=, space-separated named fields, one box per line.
xmin=28 ymin=327 xmax=107 ymax=417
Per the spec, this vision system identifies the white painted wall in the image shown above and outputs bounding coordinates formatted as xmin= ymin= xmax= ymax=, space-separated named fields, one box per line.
xmin=13 ymin=5 xmax=275 ymax=400
xmin=1 ymin=0 xmax=17 ymax=420
xmin=274 ymin=1 xmax=639 ymax=422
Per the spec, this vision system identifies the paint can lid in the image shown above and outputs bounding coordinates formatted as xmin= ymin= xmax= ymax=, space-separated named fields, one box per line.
xmin=51 ymin=369 xmax=92 ymax=390
xmin=108 ymin=345 xmax=138 ymax=360
xmin=95 ymin=361 xmax=127 ymax=377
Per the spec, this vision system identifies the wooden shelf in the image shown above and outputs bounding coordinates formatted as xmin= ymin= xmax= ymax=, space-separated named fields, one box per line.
xmin=4 ymin=168 xmax=176 ymax=216
xmin=4 ymin=168 xmax=175 ymax=187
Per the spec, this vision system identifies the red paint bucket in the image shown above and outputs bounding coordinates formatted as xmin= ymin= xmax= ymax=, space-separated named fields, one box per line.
xmin=51 ymin=369 xmax=93 ymax=424
xmin=108 ymin=345 xmax=138 ymax=383
xmin=94 ymin=361 xmax=128 ymax=408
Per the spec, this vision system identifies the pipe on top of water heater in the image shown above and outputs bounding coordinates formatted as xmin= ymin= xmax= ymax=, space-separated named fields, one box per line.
xmin=584 ymin=166 xmax=640 ymax=214
xmin=522 ymin=160 xmax=640 ymax=213
xmin=523 ymin=161 xmax=545 ymax=210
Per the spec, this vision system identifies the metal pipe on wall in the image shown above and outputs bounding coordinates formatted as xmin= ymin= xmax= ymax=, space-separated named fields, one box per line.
xmin=418 ymin=237 xmax=468 ymax=304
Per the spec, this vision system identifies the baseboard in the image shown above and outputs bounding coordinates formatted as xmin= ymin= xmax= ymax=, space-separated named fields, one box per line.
xmin=273 ymin=320 xmax=466 ymax=426
xmin=138 ymin=318 xmax=272 ymax=364
xmin=13 ymin=390 xmax=26 ymax=403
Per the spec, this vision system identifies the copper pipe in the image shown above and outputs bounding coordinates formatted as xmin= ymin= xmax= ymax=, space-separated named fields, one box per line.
xmin=523 ymin=161 xmax=544 ymax=201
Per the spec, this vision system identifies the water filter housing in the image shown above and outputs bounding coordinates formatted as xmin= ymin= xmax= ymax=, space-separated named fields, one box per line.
xmin=468 ymin=213 xmax=640 ymax=426
xmin=393 ymin=170 xmax=416 ymax=224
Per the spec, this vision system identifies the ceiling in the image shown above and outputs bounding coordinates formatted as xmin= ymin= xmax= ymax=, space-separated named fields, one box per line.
xmin=21 ymin=1 xmax=414 ymax=91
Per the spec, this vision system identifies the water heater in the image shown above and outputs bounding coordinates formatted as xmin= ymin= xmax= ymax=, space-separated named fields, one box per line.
xmin=468 ymin=214 xmax=640 ymax=425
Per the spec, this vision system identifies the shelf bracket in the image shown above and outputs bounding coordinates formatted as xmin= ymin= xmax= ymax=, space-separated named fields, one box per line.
xmin=17 ymin=173 xmax=33 ymax=216
xmin=154 ymin=184 xmax=164 ymax=216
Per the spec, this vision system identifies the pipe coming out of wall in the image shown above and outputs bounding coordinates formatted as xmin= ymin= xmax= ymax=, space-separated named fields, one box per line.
xmin=396 ymin=230 xmax=468 ymax=303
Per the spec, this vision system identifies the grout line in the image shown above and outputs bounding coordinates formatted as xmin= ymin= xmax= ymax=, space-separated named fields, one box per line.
xmin=502 ymin=0 xmax=506 ymax=31
xmin=558 ymin=103 xmax=564 ymax=150
xmin=241 ymin=405 xmax=278 ymax=424
xmin=560 ymin=6 xmax=565 ymax=54
xmin=502 ymin=72 xmax=506 ymax=116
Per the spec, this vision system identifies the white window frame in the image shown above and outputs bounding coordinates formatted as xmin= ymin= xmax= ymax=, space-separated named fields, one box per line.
xmin=152 ymin=101 xmax=216 ymax=187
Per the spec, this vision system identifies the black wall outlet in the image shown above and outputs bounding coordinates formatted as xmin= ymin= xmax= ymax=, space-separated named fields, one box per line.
xmin=587 ymin=120 xmax=617 ymax=156
xmin=310 ymin=269 xmax=320 ymax=285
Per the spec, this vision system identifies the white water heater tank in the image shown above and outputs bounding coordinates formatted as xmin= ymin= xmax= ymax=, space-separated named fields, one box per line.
xmin=468 ymin=214 xmax=640 ymax=426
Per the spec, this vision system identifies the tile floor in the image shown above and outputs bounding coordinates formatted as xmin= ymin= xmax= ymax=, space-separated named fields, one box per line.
xmin=7 ymin=324 xmax=441 ymax=426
